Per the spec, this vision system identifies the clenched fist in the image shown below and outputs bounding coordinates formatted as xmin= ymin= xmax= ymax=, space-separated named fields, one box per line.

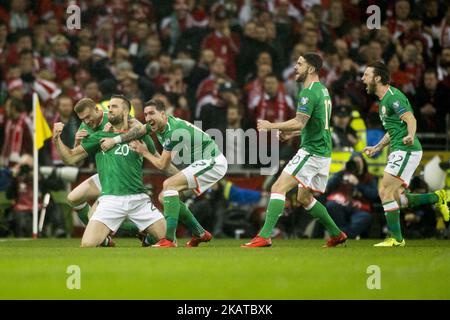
xmin=257 ymin=120 xmax=272 ymax=131
xmin=75 ymin=129 xmax=88 ymax=142
xmin=53 ymin=122 xmax=65 ymax=139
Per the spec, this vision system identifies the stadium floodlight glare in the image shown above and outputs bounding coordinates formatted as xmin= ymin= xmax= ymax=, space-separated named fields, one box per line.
xmin=39 ymin=166 xmax=79 ymax=183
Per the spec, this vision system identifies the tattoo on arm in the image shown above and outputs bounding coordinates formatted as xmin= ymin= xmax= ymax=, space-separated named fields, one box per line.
xmin=296 ymin=113 xmax=310 ymax=130
xmin=119 ymin=125 xmax=146 ymax=143
xmin=376 ymin=133 xmax=390 ymax=150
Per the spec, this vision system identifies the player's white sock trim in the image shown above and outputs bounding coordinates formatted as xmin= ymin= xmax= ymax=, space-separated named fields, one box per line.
xmin=270 ymin=193 xmax=285 ymax=201
xmin=304 ymin=198 xmax=317 ymax=211
xmin=399 ymin=193 xmax=408 ymax=208
xmin=164 ymin=190 xmax=179 ymax=197
xmin=383 ymin=200 xmax=399 ymax=212
xmin=73 ymin=202 xmax=88 ymax=210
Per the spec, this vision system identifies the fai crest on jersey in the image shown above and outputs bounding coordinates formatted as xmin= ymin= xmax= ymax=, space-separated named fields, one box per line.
xmin=163 ymin=139 xmax=171 ymax=148
xmin=381 ymin=106 xmax=386 ymax=114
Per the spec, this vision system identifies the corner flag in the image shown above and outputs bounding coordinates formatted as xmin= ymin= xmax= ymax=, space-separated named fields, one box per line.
xmin=34 ymin=93 xmax=52 ymax=149
xmin=32 ymin=93 xmax=52 ymax=238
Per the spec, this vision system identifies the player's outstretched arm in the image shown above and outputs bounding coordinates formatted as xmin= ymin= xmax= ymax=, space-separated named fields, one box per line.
xmin=166 ymin=163 xmax=179 ymax=176
xmin=53 ymin=123 xmax=89 ymax=165
xmin=152 ymin=151 xmax=179 ymax=176
xmin=257 ymin=112 xmax=310 ymax=132
xmin=279 ymin=130 xmax=301 ymax=142
xmin=400 ymin=112 xmax=416 ymax=146
xmin=363 ymin=133 xmax=390 ymax=157
xmin=130 ymin=140 xmax=172 ymax=171
xmin=100 ymin=119 xmax=146 ymax=151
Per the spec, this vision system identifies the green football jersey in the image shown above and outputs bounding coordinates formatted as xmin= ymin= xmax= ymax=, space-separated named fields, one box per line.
xmin=81 ymin=131 xmax=156 ymax=196
xmin=379 ymin=86 xmax=422 ymax=152
xmin=148 ymin=116 xmax=220 ymax=164
xmin=77 ymin=112 xmax=109 ymax=136
xmin=296 ymin=82 xmax=332 ymax=157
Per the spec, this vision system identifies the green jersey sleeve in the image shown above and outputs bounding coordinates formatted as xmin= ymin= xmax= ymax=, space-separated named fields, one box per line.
xmin=142 ymin=135 xmax=157 ymax=155
xmin=388 ymin=95 xmax=412 ymax=117
xmin=296 ymin=89 xmax=316 ymax=116
xmin=77 ymin=123 xmax=87 ymax=132
xmin=162 ymin=139 xmax=176 ymax=151
xmin=145 ymin=123 xmax=152 ymax=134
xmin=80 ymin=133 xmax=101 ymax=156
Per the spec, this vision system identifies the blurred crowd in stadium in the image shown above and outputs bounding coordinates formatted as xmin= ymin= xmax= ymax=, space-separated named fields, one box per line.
xmin=0 ymin=0 xmax=449 ymax=239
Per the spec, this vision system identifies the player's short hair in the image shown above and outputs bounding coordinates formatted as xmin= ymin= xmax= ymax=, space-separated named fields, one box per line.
xmin=74 ymin=98 xmax=96 ymax=113
xmin=303 ymin=52 xmax=323 ymax=74
xmin=144 ymin=98 xmax=166 ymax=111
xmin=367 ymin=61 xmax=390 ymax=85
xmin=111 ymin=94 xmax=131 ymax=111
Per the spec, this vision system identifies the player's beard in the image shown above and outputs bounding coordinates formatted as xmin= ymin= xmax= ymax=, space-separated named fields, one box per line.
xmin=109 ymin=114 xmax=122 ymax=125
xmin=367 ymin=79 xmax=377 ymax=95
xmin=296 ymin=71 xmax=307 ymax=83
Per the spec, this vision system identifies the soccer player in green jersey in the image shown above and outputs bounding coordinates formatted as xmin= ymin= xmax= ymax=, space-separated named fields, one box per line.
xmin=107 ymin=98 xmax=228 ymax=247
xmin=362 ymin=62 xmax=449 ymax=247
xmin=62 ymin=97 xmax=148 ymax=245
xmin=53 ymin=96 xmax=166 ymax=247
xmin=242 ymin=53 xmax=347 ymax=248
xmin=66 ymin=98 xmax=108 ymax=226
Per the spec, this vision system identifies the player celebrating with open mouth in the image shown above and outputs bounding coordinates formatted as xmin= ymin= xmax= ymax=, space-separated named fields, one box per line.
xmin=53 ymin=96 xmax=166 ymax=247
xmin=362 ymin=62 xmax=449 ymax=247
xmin=242 ymin=53 xmax=347 ymax=248
xmin=101 ymin=98 xmax=227 ymax=248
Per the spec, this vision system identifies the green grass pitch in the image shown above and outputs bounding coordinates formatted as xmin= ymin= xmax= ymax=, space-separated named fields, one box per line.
xmin=1 ymin=238 xmax=449 ymax=299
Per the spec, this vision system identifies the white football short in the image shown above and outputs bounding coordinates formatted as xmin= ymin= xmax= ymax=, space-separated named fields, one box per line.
xmin=283 ymin=148 xmax=331 ymax=194
xmin=90 ymin=193 xmax=163 ymax=232
xmin=182 ymin=153 xmax=228 ymax=195
xmin=385 ymin=150 xmax=422 ymax=187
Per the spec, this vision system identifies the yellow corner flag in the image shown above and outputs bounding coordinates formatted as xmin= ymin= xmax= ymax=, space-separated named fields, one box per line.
xmin=34 ymin=93 xmax=52 ymax=150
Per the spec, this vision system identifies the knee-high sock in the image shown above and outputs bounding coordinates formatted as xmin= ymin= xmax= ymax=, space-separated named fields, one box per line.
xmin=400 ymin=192 xmax=439 ymax=208
xmin=179 ymin=201 xmax=205 ymax=237
xmin=143 ymin=234 xmax=158 ymax=246
xmin=383 ymin=200 xmax=402 ymax=241
xmin=306 ymin=199 xmax=341 ymax=237
xmin=164 ymin=190 xmax=180 ymax=242
xmin=73 ymin=202 xmax=90 ymax=225
xmin=119 ymin=220 xmax=139 ymax=233
xmin=259 ymin=193 xmax=286 ymax=238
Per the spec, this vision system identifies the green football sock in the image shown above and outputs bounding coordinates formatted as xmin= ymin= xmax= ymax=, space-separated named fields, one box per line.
xmin=383 ymin=201 xmax=403 ymax=241
xmin=306 ymin=200 xmax=341 ymax=237
xmin=164 ymin=190 xmax=181 ymax=242
xmin=259 ymin=194 xmax=286 ymax=238
xmin=179 ymin=201 xmax=205 ymax=237
xmin=143 ymin=234 xmax=158 ymax=246
xmin=75 ymin=203 xmax=90 ymax=225
xmin=99 ymin=236 xmax=112 ymax=247
xmin=119 ymin=220 xmax=140 ymax=234
xmin=406 ymin=193 xmax=439 ymax=208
